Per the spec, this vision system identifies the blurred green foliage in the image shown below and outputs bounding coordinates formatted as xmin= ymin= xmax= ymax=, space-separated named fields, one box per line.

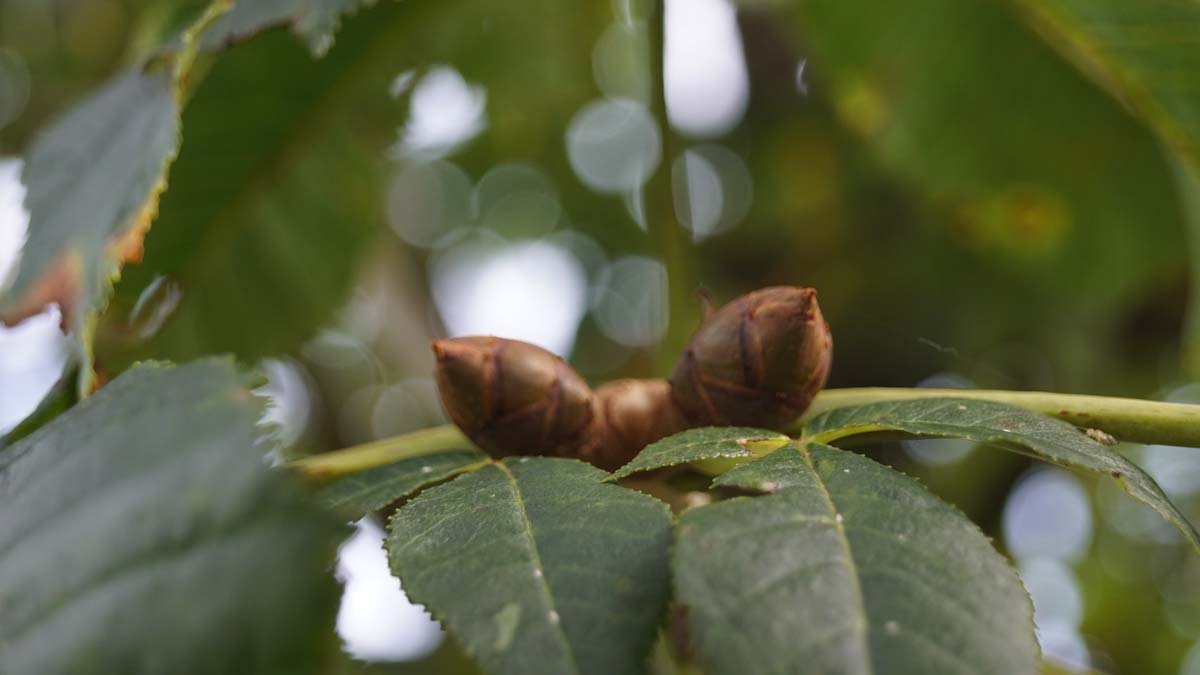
xmin=4 ymin=0 xmax=1200 ymax=673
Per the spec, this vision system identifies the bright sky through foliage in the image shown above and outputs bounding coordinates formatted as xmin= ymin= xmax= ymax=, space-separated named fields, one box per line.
xmin=0 ymin=158 xmax=67 ymax=435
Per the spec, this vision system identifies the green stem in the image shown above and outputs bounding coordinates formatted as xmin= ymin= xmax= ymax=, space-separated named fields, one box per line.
xmin=1171 ymin=152 xmax=1200 ymax=378
xmin=175 ymin=0 xmax=233 ymax=77
xmin=289 ymin=425 xmax=474 ymax=479
xmin=290 ymin=387 xmax=1200 ymax=481
xmin=798 ymin=387 xmax=1200 ymax=447
xmin=646 ymin=0 xmax=699 ymax=370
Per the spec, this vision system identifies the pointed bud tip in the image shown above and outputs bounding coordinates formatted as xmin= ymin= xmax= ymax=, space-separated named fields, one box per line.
xmin=747 ymin=286 xmax=819 ymax=321
xmin=670 ymin=285 xmax=832 ymax=428
xmin=432 ymin=336 xmax=498 ymax=363
xmin=431 ymin=339 xmax=448 ymax=359
xmin=433 ymin=336 xmax=595 ymax=461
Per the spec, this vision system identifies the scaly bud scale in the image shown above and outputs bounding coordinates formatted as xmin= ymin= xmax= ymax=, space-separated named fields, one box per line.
xmin=432 ymin=286 xmax=833 ymax=469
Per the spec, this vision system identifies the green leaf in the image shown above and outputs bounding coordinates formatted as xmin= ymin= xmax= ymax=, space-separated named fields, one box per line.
xmin=675 ymin=442 xmax=1038 ymax=675
xmin=202 ymin=0 xmax=374 ymax=56
xmin=387 ymin=457 xmax=672 ymax=675
xmin=102 ymin=0 xmax=620 ymax=368
xmin=786 ymin=0 xmax=1186 ymax=331
xmin=0 ymin=359 xmax=344 ymax=675
xmin=805 ymin=397 xmax=1200 ymax=550
xmin=1000 ymin=0 xmax=1200 ymax=380
xmin=0 ymin=3 xmax=244 ymax=395
xmin=608 ymin=426 xmax=789 ymax=480
xmin=317 ymin=448 xmax=488 ymax=519
xmin=0 ymin=66 xmax=180 ymax=392
xmin=1007 ymin=0 xmax=1200 ymax=167
xmin=101 ymin=4 xmax=406 ymax=366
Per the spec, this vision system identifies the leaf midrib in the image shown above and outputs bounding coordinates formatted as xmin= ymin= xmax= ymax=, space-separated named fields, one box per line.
xmin=794 ymin=443 xmax=874 ymax=675
xmin=496 ymin=461 xmax=583 ymax=675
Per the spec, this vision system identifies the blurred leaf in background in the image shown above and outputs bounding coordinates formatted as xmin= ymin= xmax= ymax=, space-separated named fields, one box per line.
xmin=5 ymin=0 xmax=1200 ymax=673
xmin=100 ymin=3 xmax=401 ymax=367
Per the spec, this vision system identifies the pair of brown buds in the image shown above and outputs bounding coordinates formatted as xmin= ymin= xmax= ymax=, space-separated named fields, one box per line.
xmin=433 ymin=286 xmax=833 ymax=471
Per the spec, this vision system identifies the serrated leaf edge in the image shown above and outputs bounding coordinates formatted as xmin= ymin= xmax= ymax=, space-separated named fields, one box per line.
xmin=676 ymin=441 xmax=1039 ymax=675
xmin=385 ymin=456 xmax=676 ymax=675
xmin=804 ymin=397 xmax=1200 ymax=552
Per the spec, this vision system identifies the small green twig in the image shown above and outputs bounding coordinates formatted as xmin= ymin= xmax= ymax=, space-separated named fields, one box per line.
xmin=646 ymin=0 xmax=699 ymax=369
xmin=174 ymin=0 xmax=233 ymax=77
xmin=289 ymin=425 xmax=474 ymax=479
xmin=290 ymin=387 xmax=1200 ymax=481
xmin=797 ymin=387 xmax=1200 ymax=448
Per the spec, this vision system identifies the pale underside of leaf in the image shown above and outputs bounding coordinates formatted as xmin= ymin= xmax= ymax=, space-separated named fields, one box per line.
xmin=0 ymin=360 xmax=343 ymax=675
xmin=0 ymin=67 xmax=180 ymax=394
xmin=104 ymin=2 xmax=401 ymax=366
xmin=0 ymin=0 xmax=379 ymax=400
xmin=202 ymin=0 xmax=378 ymax=55
xmin=805 ymin=397 xmax=1200 ymax=551
xmin=675 ymin=442 xmax=1038 ymax=675
xmin=608 ymin=426 xmax=789 ymax=480
xmin=386 ymin=457 xmax=672 ymax=675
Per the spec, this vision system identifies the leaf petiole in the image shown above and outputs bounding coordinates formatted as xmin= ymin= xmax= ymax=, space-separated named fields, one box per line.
xmin=289 ymin=425 xmax=475 ymax=480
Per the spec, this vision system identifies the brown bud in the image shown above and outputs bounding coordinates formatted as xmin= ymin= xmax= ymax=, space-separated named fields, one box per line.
xmin=580 ymin=379 xmax=689 ymax=471
xmin=433 ymin=337 xmax=594 ymax=459
xmin=670 ymin=286 xmax=832 ymax=428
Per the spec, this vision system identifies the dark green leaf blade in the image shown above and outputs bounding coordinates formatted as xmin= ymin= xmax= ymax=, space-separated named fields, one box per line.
xmin=676 ymin=442 xmax=1037 ymax=675
xmin=387 ymin=457 xmax=672 ymax=675
xmin=1007 ymin=0 xmax=1200 ymax=166
xmin=317 ymin=448 xmax=488 ymax=519
xmin=0 ymin=67 xmax=179 ymax=391
xmin=608 ymin=426 xmax=788 ymax=480
xmin=804 ymin=397 xmax=1200 ymax=550
xmin=785 ymin=0 xmax=1187 ymax=369
xmin=0 ymin=360 xmax=343 ymax=675
xmin=996 ymin=1 xmax=1200 ymax=376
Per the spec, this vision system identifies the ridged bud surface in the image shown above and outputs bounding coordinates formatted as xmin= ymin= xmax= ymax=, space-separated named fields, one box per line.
xmin=671 ymin=286 xmax=832 ymax=428
xmin=433 ymin=337 xmax=594 ymax=459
